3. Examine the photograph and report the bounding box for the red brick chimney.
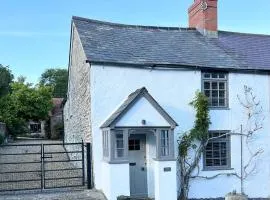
[188,0,218,37]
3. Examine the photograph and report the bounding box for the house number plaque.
[163,167,171,172]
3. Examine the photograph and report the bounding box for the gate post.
[86,142,92,189]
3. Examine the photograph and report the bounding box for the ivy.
[178,91,211,200]
[179,91,210,157]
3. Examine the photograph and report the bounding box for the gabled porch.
[100,87,178,200]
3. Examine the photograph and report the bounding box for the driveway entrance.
[0,139,85,192]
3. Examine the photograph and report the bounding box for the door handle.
[129,162,136,166]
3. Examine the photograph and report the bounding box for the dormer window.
[202,72,228,108]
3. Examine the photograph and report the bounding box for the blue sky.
[1,0,270,83]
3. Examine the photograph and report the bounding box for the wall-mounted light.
[141,119,146,125]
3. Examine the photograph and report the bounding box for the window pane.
[206,159,213,166]
[221,159,227,165]
[219,82,225,89]
[116,134,123,139]
[135,140,140,145]
[205,90,210,97]
[204,82,210,89]
[212,90,218,97]
[135,145,140,150]
[212,73,218,78]
[212,82,218,89]
[219,74,225,79]
[117,140,123,148]
[212,98,218,106]
[117,149,124,157]
[204,73,211,78]
[213,159,220,166]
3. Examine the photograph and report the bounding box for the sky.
[1,0,270,83]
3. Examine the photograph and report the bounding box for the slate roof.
[73,16,270,71]
[101,87,178,128]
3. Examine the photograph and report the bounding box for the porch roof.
[100,87,178,129]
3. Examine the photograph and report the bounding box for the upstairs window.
[202,72,228,108]
[204,131,231,170]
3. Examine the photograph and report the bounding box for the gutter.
[86,60,270,74]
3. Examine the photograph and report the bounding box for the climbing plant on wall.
[178,91,211,200]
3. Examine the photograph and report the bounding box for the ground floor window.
[160,130,169,156]
[115,131,124,158]
[204,131,231,170]
[102,130,109,158]
[29,122,41,133]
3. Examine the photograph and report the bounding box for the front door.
[129,134,148,197]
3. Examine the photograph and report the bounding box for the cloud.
[0,31,68,37]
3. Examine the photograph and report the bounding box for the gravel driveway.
[0,139,84,191]
[0,189,106,200]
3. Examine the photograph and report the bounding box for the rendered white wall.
[189,73,270,198]
[91,64,200,195]
[116,96,170,127]
[146,132,157,198]
[154,160,177,200]
[102,162,130,200]
[90,64,270,199]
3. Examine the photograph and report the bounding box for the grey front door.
[129,134,148,197]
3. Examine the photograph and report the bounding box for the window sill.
[153,157,177,162]
[103,159,129,164]
[209,107,230,110]
[202,167,234,171]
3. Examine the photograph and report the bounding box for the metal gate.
[0,142,86,192]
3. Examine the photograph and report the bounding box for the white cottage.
[64,0,270,199]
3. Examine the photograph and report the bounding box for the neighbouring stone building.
[64,0,270,200]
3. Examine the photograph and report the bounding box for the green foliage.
[39,68,68,98]
[0,64,14,97]
[0,81,53,136]
[179,91,211,157]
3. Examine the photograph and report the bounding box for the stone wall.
[64,23,91,145]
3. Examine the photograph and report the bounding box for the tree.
[39,68,68,98]
[0,81,53,135]
[0,64,14,97]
